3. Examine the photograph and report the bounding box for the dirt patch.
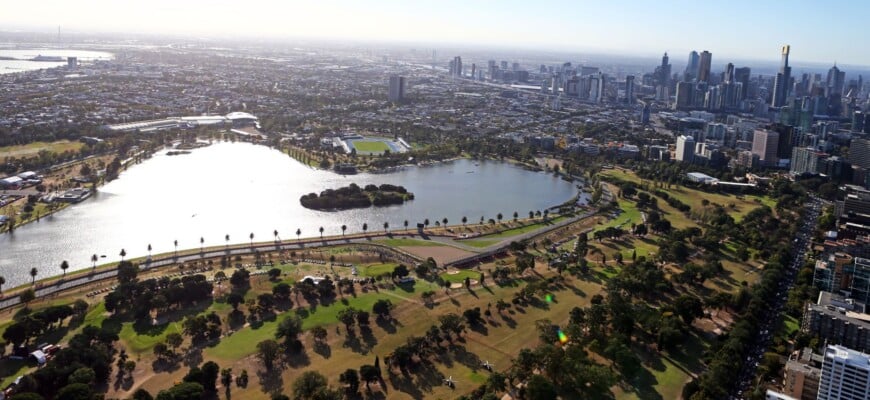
[400,245,475,265]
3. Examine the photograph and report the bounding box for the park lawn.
[779,315,800,338]
[119,320,183,355]
[205,289,406,361]
[601,169,771,222]
[595,198,642,233]
[440,270,482,283]
[0,140,84,158]
[375,238,445,247]
[461,239,499,248]
[360,263,399,277]
[352,140,391,153]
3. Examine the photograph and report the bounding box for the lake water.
[0,142,581,287]
[0,49,113,75]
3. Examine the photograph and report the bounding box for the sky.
[2,0,869,66]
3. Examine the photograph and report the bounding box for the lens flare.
[545,294,553,303]
[558,329,568,344]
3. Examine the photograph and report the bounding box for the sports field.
[352,140,391,153]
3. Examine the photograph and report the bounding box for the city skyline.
[2,0,870,66]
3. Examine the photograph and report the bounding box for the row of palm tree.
[0,210,538,295]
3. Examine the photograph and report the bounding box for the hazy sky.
[3,0,869,66]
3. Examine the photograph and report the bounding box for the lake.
[0,49,113,75]
[0,142,582,287]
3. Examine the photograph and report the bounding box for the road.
[731,195,823,399]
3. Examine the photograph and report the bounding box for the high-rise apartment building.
[388,75,405,103]
[698,51,712,82]
[817,344,870,400]
[676,135,695,162]
[752,129,780,166]
[674,81,693,110]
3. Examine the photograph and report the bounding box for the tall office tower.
[655,52,672,87]
[450,56,463,77]
[772,45,792,107]
[500,60,509,70]
[388,75,405,103]
[67,57,77,69]
[675,135,696,162]
[685,51,700,81]
[589,73,605,103]
[512,62,520,71]
[674,81,693,110]
[698,51,712,82]
[735,67,751,100]
[752,129,780,166]
[625,75,635,104]
[817,345,870,400]
[723,63,735,83]
[851,138,870,169]
[828,64,845,96]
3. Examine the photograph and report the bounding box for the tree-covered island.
[300,183,414,210]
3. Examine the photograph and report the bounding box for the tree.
[60,260,69,277]
[359,365,379,389]
[68,367,96,385]
[166,332,184,350]
[274,229,280,243]
[276,315,303,347]
[56,383,93,400]
[119,249,126,261]
[462,216,467,226]
[319,226,324,238]
[339,369,360,394]
[674,294,704,324]
[174,240,178,257]
[337,308,357,330]
[497,213,503,223]
[0,276,5,293]
[91,254,98,270]
[156,382,203,400]
[525,375,558,400]
[227,293,244,310]
[132,389,154,400]
[256,339,281,370]
[362,223,368,235]
[268,268,281,281]
[404,220,409,230]
[292,371,329,399]
[383,221,389,232]
[199,361,220,393]
[372,299,394,320]
[341,225,347,236]
[200,237,204,253]
[296,229,301,241]
[311,326,328,342]
[29,267,38,284]
[249,233,254,247]
[225,234,230,250]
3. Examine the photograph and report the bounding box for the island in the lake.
[300,183,415,210]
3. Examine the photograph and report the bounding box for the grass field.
[440,270,481,283]
[462,239,499,248]
[601,169,773,222]
[475,216,567,240]
[0,140,84,159]
[351,140,391,153]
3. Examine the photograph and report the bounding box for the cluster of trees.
[104,262,213,320]
[2,301,86,347]
[652,190,691,212]
[299,183,414,210]
[386,313,466,372]
[7,325,119,399]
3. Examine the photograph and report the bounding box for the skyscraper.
[827,64,845,96]
[772,45,792,107]
[388,75,405,103]
[851,138,870,169]
[752,129,780,166]
[674,81,693,110]
[735,67,752,100]
[676,135,695,162]
[625,75,635,104]
[654,52,671,88]
[685,51,700,81]
[817,345,870,400]
[698,51,712,82]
